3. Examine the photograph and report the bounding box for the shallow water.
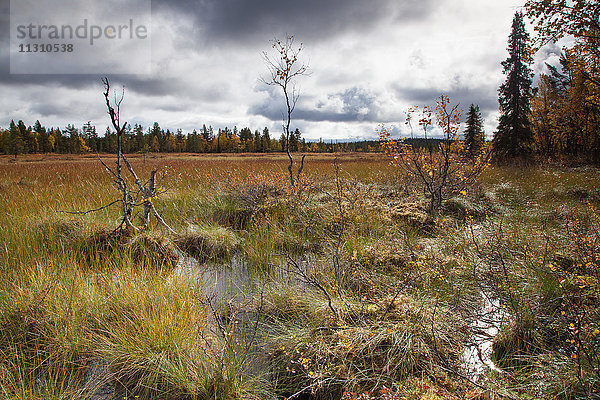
[462,291,506,381]
[175,254,256,302]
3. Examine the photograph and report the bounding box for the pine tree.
[261,127,270,152]
[254,130,262,152]
[83,121,98,152]
[493,12,534,160]
[34,120,49,153]
[9,120,24,158]
[289,128,301,151]
[17,120,35,154]
[464,104,485,158]
[150,135,160,152]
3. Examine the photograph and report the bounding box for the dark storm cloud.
[124,77,184,97]
[251,99,356,123]
[0,0,435,94]
[0,0,534,139]
[154,0,435,44]
[0,72,199,100]
[0,0,152,88]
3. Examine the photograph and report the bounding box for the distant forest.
[0,119,442,155]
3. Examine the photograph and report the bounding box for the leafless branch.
[63,78,176,234]
[58,199,122,216]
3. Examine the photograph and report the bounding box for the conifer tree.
[464,104,485,158]
[9,120,24,158]
[261,127,271,152]
[493,12,534,160]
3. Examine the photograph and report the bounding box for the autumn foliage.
[379,95,490,215]
[525,1,600,162]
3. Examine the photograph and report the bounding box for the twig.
[285,378,337,400]
[57,199,122,215]
[150,203,175,233]
[437,364,520,399]
[380,271,426,320]
[283,254,337,316]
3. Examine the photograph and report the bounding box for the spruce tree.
[464,104,485,158]
[493,12,534,160]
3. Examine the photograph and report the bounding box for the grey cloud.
[30,102,73,118]
[392,83,502,137]
[252,86,383,123]
[394,84,498,116]
[0,0,433,92]
[0,0,153,87]
[251,99,357,123]
[154,0,435,45]
[533,42,563,77]
[339,87,377,120]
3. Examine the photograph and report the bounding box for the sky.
[0,0,563,141]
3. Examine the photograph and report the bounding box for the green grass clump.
[176,224,241,262]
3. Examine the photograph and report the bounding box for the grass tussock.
[176,224,241,261]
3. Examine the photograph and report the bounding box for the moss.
[442,197,488,221]
[354,243,412,275]
[565,186,597,202]
[388,202,436,233]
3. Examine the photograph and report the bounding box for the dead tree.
[262,35,309,186]
[62,78,174,233]
[101,78,174,232]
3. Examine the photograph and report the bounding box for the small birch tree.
[262,35,309,186]
[380,95,490,216]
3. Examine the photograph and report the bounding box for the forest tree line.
[0,120,381,156]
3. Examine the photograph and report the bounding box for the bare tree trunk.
[142,170,156,229]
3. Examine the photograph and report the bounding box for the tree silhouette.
[493,12,534,160]
[9,120,24,159]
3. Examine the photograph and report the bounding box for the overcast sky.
[0,0,562,140]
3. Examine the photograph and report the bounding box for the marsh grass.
[1,154,600,399]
